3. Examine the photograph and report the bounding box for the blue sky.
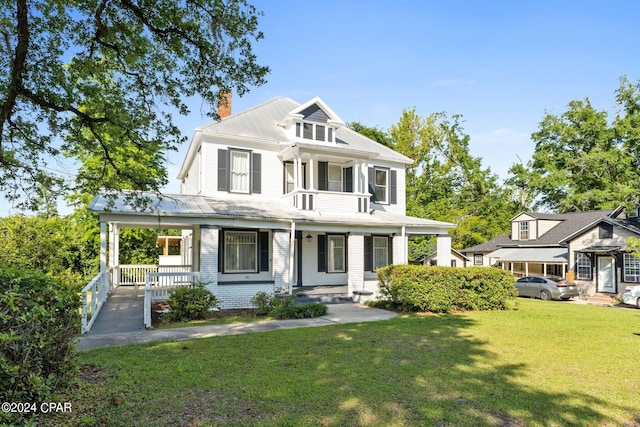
[164,0,640,193]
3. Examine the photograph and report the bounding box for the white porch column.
[436,233,452,267]
[99,220,108,300]
[272,229,291,294]
[108,223,120,286]
[393,228,407,265]
[288,222,296,294]
[296,155,303,191]
[525,263,529,276]
[347,232,364,296]
[309,154,315,190]
[199,226,219,288]
[543,263,547,277]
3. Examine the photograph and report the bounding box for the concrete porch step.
[293,285,353,304]
[581,293,618,306]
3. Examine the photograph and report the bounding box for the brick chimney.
[218,90,232,119]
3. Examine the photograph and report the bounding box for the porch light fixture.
[306,233,313,242]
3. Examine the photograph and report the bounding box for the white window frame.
[373,236,389,270]
[284,162,295,194]
[229,150,250,193]
[519,221,529,240]
[374,168,389,204]
[296,121,333,143]
[474,254,483,266]
[623,253,640,283]
[328,164,342,192]
[576,253,592,280]
[224,231,257,273]
[327,235,346,273]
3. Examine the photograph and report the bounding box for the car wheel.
[540,290,552,301]
[636,298,640,309]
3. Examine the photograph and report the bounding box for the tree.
[385,109,516,253]
[0,0,269,210]
[346,122,394,148]
[512,77,640,213]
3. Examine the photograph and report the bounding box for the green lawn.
[54,299,640,426]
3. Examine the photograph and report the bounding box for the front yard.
[55,299,639,426]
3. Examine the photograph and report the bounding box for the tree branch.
[0,0,29,154]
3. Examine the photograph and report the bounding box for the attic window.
[296,121,333,142]
[599,223,613,239]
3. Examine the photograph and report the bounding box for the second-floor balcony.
[283,189,371,214]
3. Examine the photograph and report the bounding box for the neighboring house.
[461,207,640,297]
[89,95,455,308]
[420,249,469,267]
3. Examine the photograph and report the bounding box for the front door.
[597,257,616,293]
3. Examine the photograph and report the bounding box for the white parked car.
[623,286,640,308]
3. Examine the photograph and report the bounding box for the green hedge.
[0,267,80,424]
[377,265,517,313]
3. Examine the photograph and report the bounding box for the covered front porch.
[487,247,568,280]
[83,192,455,333]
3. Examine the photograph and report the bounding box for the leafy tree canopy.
[351,109,517,255]
[0,0,269,210]
[509,76,640,213]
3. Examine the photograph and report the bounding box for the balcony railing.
[284,190,371,214]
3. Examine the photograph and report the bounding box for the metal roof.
[179,96,413,179]
[88,192,454,232]
[487,247,568,263]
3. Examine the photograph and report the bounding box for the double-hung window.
[474,254,483,266]
[373,236,389,270]
[328,164,342,192]
[519,221,529,240]
[374,169,388,203]
[224,231,257,272]
[623,253,640,283]
[327,235,345,273]
[576,253,592,280]
[230,150,250,193]
[218,148,260,194]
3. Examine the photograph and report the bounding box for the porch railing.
[117,264,192,286]
[144,271,200,328]
[81,267,113,334]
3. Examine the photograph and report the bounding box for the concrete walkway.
[77,291,397,351]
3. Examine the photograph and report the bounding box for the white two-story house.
[89,95,455,308]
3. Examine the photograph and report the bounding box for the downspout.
[289,221,296,295]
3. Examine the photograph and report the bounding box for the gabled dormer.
[510,212,562,241]
[278,97,344,145]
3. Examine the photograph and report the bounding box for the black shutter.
[368,167,376,202]
[259,231,269,272]
[252,153,261,194]
[390,170,397,204]
[388,235,393,265]
[218,229,224,272]
[364,235,373,272]
[218,149,228,191]
[317,234,326,272]
[318,161,328,191]
[344,166,353,193]
[344,234,348,272]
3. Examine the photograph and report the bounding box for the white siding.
[537,219,562,237]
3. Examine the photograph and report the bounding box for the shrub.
[0,266,80,424]
[377,265,517,313]
[167,282,219,322]
[251,291,328,319]
[251,291,275,316]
